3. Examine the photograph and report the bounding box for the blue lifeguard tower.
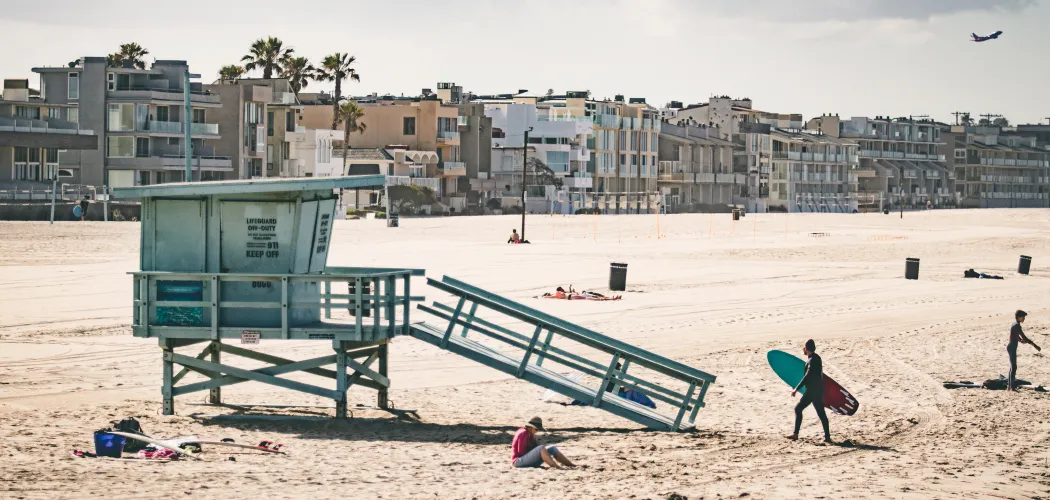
[116,176,717,430]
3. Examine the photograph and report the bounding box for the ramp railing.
[412,276,716,431]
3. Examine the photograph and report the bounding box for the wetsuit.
[793,352,830,441]
[1008,322,1030,390]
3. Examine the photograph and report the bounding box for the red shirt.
[511,427,537,463]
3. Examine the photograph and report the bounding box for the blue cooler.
[93,431,126,458]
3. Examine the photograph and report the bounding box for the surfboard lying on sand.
[767,350,859,416]
[107,431,202,459]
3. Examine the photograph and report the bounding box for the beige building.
[299,94,464,197]
[589,96,661,213]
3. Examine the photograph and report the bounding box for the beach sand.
[1,210,1049,499]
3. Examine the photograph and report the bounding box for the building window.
[107,72,116,91]
[286,111,295,132]
[619,154,625,166]
[266,144,274,172]
[68,108,78,125]
[48,107,61,119]
[107,103,135,131]
[282,142,290,160]
[651,133,657,152]
[136,138,150,158]
[620,130,626,148]
[192,108,206,124]
[267,111,274,136]
[251,158,263,177]
[403,117,416,136]
[954,148,966,159]
[107,136,135,158]
[68,72,79,100]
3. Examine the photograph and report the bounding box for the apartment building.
[589,96,661,213]
[0,79,98,183]
[202,80,269,179]
[807,115,953,210]
[656,122,740,211]
[481,96,593,209]
[32,57,227,187]
[744,125,860,213]
[941,125,1050,208]
[299,93,465,198]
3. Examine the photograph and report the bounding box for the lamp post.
[521,126,533,241]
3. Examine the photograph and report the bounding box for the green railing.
[130,267,425,341]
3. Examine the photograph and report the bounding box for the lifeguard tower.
[116,176,717,431]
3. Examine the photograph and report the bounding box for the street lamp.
[521,126,533,241]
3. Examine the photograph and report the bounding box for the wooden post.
[162,338,175,415]
[335,341,348,418]
[208,340,221,404]
[377,343,389,409]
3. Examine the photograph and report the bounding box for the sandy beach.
[1,210,1049,499]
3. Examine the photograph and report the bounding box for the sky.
[1,0,1048,125]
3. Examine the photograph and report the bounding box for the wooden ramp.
[409,276,717,432]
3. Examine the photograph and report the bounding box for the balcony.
[597,115,619,128]
[107,87,221,105]
[437,129,460,142]
[144,121,219,136]
[441,161,466,177]
[271,92,297,105]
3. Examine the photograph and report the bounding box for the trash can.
[1018,255,1032,275]
[883,208,890,215]
[387,213,399,228]
[732,209,740,221]
[905,258,920,280]
[609,263,628,292]
[93,431,126,458]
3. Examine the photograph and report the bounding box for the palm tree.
[241,37,293,79]
[336,101,367,205]
[218,65,246,83]
[107,42,149,69]
[282,57,316,94]
[316,53,361,130]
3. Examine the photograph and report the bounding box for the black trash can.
[388,213,399,228]
[883,208,890,215]
[1018,255,1032,275]
[609,263,628,292]
[732,209,741,221]
[905,258,920,280]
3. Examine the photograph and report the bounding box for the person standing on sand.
[788,339,831,443]
[1008,310,1040,392]
[79,196,90,221]
[511,417,576,469]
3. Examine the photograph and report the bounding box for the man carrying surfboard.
[1008,310,1040,392]
[788,339,831,443]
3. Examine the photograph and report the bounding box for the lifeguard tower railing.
[411,276,717,431]
[131,266,424,418]
[131,267,424,341]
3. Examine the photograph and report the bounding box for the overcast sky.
[2,0,1047,124]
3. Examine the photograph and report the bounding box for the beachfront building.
[807,115,953,211]
[480,94,593,213]
[0,78,98,184]
[656,122,741,211]
[32,57,227,187]
[940,125,1050,208]
[299,93,467,202]
[589,96,661,213]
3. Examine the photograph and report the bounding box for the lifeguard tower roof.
[112,175,386,199]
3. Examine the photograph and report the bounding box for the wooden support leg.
[335,341,348,418]
[162,338,175,415]
[208,340,221,404]
[377,343,389,409]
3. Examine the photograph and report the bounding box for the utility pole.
[521,127,532,241]
[951,111,968,126]
[183,71,194,182]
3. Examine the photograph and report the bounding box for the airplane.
[971,31,1003,42]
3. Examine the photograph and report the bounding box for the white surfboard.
[107,431,202,460]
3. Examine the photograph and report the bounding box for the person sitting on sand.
[1008,310,1041,392]
[511,417,575,469]
[508,229,520,244]
[788,339,831,443]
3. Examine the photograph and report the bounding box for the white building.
[285,128,341,177]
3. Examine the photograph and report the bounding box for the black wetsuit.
[793,352,830,441]
[1008,322,1029,390]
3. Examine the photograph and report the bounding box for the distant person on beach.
[511,416,576,469]
[1008,310,1040,392]
[508,229,520,244]
[79,196,90,221]
[788,339,831,443]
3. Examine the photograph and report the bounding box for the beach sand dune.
[1,210,1048,499]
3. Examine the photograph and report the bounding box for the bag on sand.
[111,417,148,452]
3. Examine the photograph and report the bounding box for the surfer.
[788,339,831,443]
[1008,310,1040,392]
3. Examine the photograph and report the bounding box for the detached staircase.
[409,277,717,432]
